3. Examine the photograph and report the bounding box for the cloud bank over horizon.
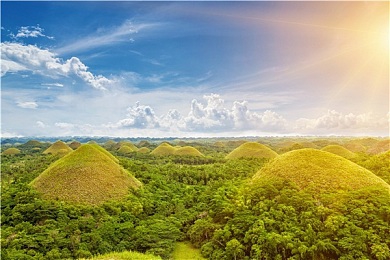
[1,2,388,138]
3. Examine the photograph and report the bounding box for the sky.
[1,1,389,138]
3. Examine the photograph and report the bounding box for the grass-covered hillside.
[252,148,389,195]
[2,148,21,155]
[321,144,356,159]
[31,144,141,205]
[150,143,177,156]
[174,146,204,157]
[43,140,73,155]
[226,142,278,159]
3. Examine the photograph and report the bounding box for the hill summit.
[226,142,278,159]
[174,146,204,157]
[43,140,72,155]
[31,144,141,205]
[252,149,389,195]
[321,145,356,159]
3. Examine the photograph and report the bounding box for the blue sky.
[1,1,389,137]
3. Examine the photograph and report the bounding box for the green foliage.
[252,148,389,196]
[31,144,141,205]
[2,138,389,260]
[2,148,21,155]
[172,242,205,260]
[87,250,162,259]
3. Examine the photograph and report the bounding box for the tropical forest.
[1,136,389,260]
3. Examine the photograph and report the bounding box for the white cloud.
[1,42,114,90]
[108,94,288,134]
[56,20,155,55]
[55,122,75,129]
[295,110,389,133]
[11,25,54,39]
[115,102,160,129]
[17,101,38,109]
[41,83,64,87]
[36,121,47,128]
[1,132,23,138]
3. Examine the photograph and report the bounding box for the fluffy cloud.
[295,110,389,133]
[36,121,47,128]
[1,42,113,90]
[115,102,160,129]
[17,101,38,109]
[110,94,288,134]
[10,25,54,39]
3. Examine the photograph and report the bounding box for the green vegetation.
[43,140,73,155]
[321,145,356,159]
[31,144,141,205]
[252,148,389,196]
[172,242,205,260]
[344,141,366,153]
[225,142,278,159]
[118,141,139,152]
[118,145,136,155]
[151,143,177,156]
[138,147,151,154]
[2,148,21,155]
[1,137,389,260]
[174,146,204,157]
[367,139,390,155]
[84,250,162,260]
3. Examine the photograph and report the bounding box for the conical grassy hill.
[343,142,366,153]
[138,147,151,154]
[174,146,204,157]
[150,143,177,156]
[116,141,138,152]
[367,139,390,155]
[69,141,81,150]
[24,140,42,147]
[31,144,141,205]
[226,142,278,159]
[118,145,135,155]
[251,149,389,196]
[2,148,21,155]
[43,140,73,155]
[321,145,356,159]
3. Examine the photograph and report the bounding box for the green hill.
[174,146,204,157]
[251,149,389,196]
[69,141,81,150]
[114,141,139,152]
[138,147,151,154]
[43,141,73,155]
[103,140,117,150]
[150,143,177,156]
[117,145,135,155]
[2,148,21,155]
[31,144,141,205]
[321,145,356,159]
[226,142,278,159]
[23,140,43,147]
[343,142,366,153]
[367,139,390,155]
